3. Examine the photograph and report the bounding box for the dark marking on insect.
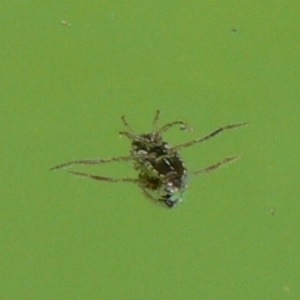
[51,110,247,208]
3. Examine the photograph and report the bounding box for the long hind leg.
[67,170,140,183]
[193,155,240,175]
[50,154,138,171]
[172,122,248,151]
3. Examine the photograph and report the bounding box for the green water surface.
[1,1,300,299]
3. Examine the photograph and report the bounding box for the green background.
[1,1,299,299]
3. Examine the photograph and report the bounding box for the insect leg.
[121,115,134,133]
[67,170,140,183]
[152,110,160,131]
[193,155,240,175]
[140,186,157,201]
[172,122,248,151]
[50,155,137,171]
[157,120,192,134]
[139,186,169,208]
[119,131,137,140]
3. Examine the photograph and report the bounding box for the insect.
[51,110,247,208]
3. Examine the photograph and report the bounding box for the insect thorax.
[131,133,187,208]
